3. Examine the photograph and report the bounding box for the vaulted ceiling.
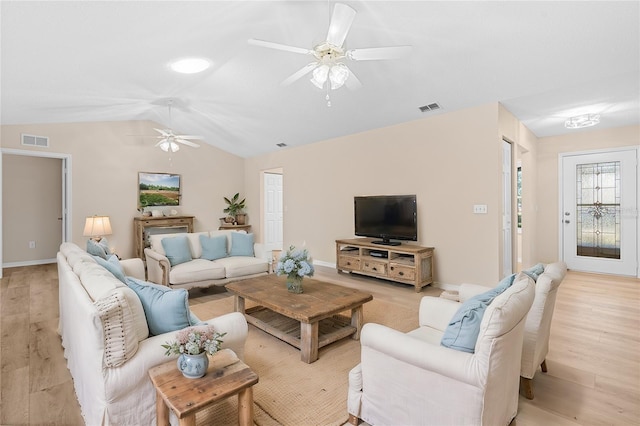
[2,1,638,158]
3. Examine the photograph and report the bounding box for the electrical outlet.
[28,241,36,249]
[473,204,488,214]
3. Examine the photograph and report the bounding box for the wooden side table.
[148,349,258,426]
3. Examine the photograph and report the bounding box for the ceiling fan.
[152,100,201,152]
[248,3,412,105]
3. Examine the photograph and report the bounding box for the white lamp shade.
[83,216,112,238]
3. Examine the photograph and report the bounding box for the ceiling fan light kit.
[170,57,211,74]
[248,2,412,106]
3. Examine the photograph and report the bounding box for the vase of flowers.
[275,245,314,293]
[161,325,226,379]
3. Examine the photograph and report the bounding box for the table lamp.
[83,215,112,242]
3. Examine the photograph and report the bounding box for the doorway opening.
[261,168,283,253]
[0,148,72,275]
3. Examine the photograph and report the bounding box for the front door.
[561,149,638,276]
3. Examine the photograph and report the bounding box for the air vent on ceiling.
[21,133,49,148]
[419,102,441,113]
[276,142,288,148]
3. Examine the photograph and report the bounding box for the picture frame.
[138,172,181,208]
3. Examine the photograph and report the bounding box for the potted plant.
[161,325,226,379]
[223,193,246,224]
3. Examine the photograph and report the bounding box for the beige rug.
[189,295,419,426]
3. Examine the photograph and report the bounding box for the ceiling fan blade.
[347,46,412,61]
[174,135,202,140]
[248,39,312,55]
[281,63,318,86]
[154,128,171,137]
[345,68,362,90]
[176,139,200,148]
[326,3,356,47]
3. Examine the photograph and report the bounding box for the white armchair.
[347,272,535,426]
[457,262,567,399]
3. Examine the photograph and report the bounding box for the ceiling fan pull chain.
[326,86,332,107]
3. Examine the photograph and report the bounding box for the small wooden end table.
[148,349,258,426]
[226,275,373,363]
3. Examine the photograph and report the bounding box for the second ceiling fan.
[248,3,411,104]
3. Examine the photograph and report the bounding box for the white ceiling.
[2,1,638,158]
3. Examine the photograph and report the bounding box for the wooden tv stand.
[336,238,434,292]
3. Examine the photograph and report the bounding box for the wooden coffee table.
[226,275,373,363]
[149,349,258,426]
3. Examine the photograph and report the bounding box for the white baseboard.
[3,258,56,268]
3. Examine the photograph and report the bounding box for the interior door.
[263,172,283,251]
[561,149,638,276]
[502,140,513,277]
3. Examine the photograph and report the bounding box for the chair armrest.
[119,258,145,280]
[361,323,478,387]
[144,248,171,286]
[200,312,249,360]
[459,283,492,302]
[418,296,461,331]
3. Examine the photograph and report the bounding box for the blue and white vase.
[177,352,209,379]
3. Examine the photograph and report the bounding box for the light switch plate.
[473,204,488,214]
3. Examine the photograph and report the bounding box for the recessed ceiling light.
[564,113,600,129]
[170,58,211,74]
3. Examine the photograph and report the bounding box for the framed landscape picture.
[138,172,181,208]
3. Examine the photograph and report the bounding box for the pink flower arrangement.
[162,325,226,356]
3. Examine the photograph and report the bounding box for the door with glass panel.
[561,149,637,276]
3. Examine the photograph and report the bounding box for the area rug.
[189,295,419,426]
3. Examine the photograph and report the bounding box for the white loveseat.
[348,272,535,426]
[145,230,269,290]
[57,242,248,425]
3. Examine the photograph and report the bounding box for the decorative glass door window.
[576,161,621,259]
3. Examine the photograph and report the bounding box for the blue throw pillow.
[87,238,110,259]
[93,254,126,283]
[200,234,227,260]
[522,263,545,282]
[229,232,254,257]
[161,236,192,266]
[124,277,197,335]
[441,274,516,353]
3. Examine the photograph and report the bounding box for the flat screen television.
[354,195,417,246]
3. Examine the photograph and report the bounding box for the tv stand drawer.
[338,256,361,270]
[389,264,416,281]
[362,260,387,275]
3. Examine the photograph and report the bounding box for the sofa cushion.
[169,259,226,284]
[162,236,193,266]
[87,238,110,259]
[93,255,126,283]
[214,256,269,278]
[441,273,516,353]
[78,261,122,301]
[149,232,188,256]
[94,288,140,367]
[124,277,197,335]
[229,232,254,257]
[186,232,209,259]
[200,234,227,260]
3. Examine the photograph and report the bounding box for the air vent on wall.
[276,142,288,148]
[418,102,441,113]
[21,133,49,148]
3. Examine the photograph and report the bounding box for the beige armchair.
[347,272,535,426]
[459,262,567,399]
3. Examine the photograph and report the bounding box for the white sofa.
[145,230,269,290]
[57,242,248,425]
[347,272,535,426]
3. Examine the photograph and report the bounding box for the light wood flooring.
[1,264,638,425]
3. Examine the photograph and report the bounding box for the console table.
[134,215,194,259]
[335,238,434,292]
